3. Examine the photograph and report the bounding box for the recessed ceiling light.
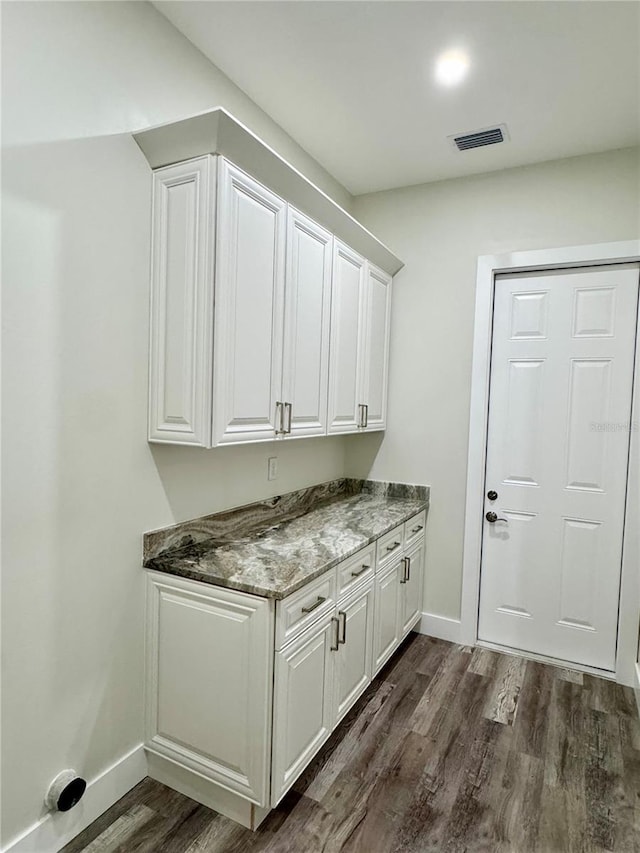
[435,49,470,87]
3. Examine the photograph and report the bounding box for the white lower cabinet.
[401,539,425,639]
[145,573,274,809]
[334,579,374,724]
[373,558,403,674]
[271,611,337,805]
[145,518,425,829]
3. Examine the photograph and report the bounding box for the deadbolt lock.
[487,490,498,501]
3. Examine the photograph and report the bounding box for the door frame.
[461,240,640,686]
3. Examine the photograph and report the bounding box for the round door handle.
[485,511,508,523]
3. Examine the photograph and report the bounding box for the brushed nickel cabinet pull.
[338,610,347,644]
[386,541,401,553]
[284,401,292,434]
[301,595,326,614]
[400,557,408,584]
[411,524,424,534]
[363,404,368,428]
[275,401,285,435]
[351,564,370,578]
[330,616,340,651]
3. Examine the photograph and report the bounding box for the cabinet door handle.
[357,403,364,428]
[351,564,370,578]
[330,616,340,651]
[411,524,424,534]
[338,610,347,644]
[400,557,408,584]
[275,401,285,435]
[284,402,292,435]
[406,555,411,581]
[363,404,368,428]
[386,541,401,553]
[301,595,326,614]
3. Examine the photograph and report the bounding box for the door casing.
[461,240,640,687]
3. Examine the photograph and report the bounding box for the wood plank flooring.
[63,636,640,853]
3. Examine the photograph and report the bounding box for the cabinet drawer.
[376,524,404,570]
[337,545,375,600]
[276,570,336,650]
[404,510,426,549]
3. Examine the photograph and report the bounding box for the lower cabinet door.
[373,559,403,675]
[271,612,337,805]
[401,539,425,638]
[145,572,274,806]
[334,581,374,724]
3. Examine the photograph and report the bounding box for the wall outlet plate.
[268,456,278,481]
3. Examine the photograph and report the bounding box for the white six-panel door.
[212,160,287,445]
[478,265,639,671]
[327,241,367,433]
[281,208,333,438]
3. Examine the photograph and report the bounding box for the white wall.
[347,147,640,621]
[1,2,350,847]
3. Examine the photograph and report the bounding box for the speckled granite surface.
[143,479,429,599]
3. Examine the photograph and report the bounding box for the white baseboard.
[417,611,462,644]
[3,744,147,853]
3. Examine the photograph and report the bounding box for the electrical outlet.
[268,456,278,481]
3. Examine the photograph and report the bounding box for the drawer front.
[276,570,336,650]
[337,545,375,600]
[376,524,404,570]
[404,510,426,549]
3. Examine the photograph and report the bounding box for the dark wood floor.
[63,636,640,853]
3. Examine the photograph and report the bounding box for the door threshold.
[476,639,616,681]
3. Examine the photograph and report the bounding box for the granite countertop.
[143,479,429,600]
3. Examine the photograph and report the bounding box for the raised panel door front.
[327,241,366,434]
[213,159,286,445]
[362,264,392,431]
[149,157,215,446]
[271,613,337,805]
[281,208,332,438]
[373,560,402,675]
[334,582,374,723]
[145,573,273,806]
[401,540,425,638]
[479,265,639,670]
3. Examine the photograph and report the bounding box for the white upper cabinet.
[361,263,392,431]
[327,241,367,434]
[327,245,392,435]
[281,208,333,438]
[147,154,397,447]
[213,160,287,445]
[149,157,215,446]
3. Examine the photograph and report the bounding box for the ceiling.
[154,1,640,196]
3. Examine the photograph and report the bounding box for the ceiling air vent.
[450,124,509,151]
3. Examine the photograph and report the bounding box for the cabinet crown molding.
[133,108,403,277]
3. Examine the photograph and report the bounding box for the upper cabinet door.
[149,157,215,447]
[362,264,392,431]
[281,209,333,438]
[212,160,287,445]
[327,241,367,434]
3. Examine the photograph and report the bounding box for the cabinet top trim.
[133,108,403,277]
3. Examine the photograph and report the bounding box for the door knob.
[485,511,508,523]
